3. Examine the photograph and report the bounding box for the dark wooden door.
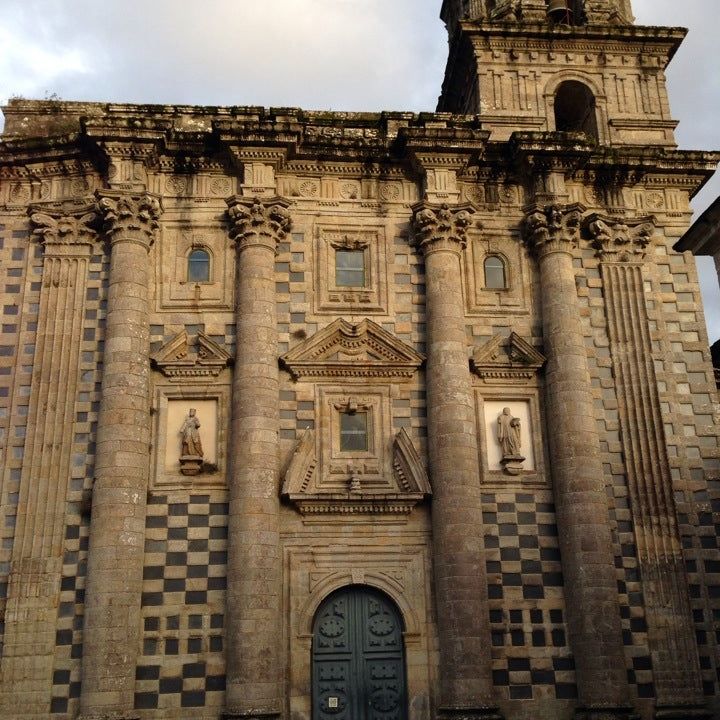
[312,586,407,720]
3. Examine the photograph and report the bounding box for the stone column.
[411,202,500,720]
[588,217,708,720]
[0,203,97,716]
[79,191,161,720]
[224,196,292,720]
[523,204,633,720]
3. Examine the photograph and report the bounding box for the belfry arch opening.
[554,80,599,142]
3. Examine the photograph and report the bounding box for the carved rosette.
[411,201,477,257]
[96,191,162,251]
[523,203,584,258]
[586,215,655,263]
[226,196,292,254]
[29,201,99,255]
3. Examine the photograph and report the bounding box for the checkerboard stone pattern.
[482,490,578,706]
[135,493,228,716]
[576,235,720,709]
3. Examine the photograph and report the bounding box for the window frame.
[483,255,508,290]
[334,247,368,289]
[187,247,212,284]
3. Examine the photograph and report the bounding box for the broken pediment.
[280,318,425,381]
[471,333,546,383]
[282,428,431,516]
[151,330,232,381]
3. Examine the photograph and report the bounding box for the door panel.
[312,587,407,720]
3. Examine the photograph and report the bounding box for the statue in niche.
[179,408,204,476]
[497,407,525,475]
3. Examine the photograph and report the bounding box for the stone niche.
[471,332,548,486]
[150,331,232,490]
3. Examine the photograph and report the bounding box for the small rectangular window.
[340,411,368,452]
[335,249,366,288]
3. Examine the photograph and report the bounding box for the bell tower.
[438,0,682,147]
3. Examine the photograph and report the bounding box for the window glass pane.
[188,249,210,282]
[484,256,506,289]
[340,412,368,452]
[335,250,365,287]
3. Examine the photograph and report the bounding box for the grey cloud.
[1,0,718,337]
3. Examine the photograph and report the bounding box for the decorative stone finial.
[226,196,292,253]
[523,202,585,258]
[586,215,655,262]
[96,191,162,250]
[411,201,478,256]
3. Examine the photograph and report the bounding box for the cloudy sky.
[1,0,718,338]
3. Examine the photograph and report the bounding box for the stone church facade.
[0,1,719,719]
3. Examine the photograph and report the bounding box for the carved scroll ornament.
[226,195,292,253]
[523,203,584,258]
[411,201,478,255]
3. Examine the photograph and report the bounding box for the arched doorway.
[312,586,407,720]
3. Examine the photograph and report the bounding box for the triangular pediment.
[280,319,425,381]
[471,332,545,382]
[152,331,232,381]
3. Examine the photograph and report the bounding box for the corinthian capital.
[586,215,655,263]
[226,196,292,253]
[523,203,585,258]
[96,190,162,250]
[411,201,478,256]
[29,200,98,255]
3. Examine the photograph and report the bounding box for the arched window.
[187,248,211,283]
[484,256,507,289]
[546,0,584,25]
[554,80,599,142]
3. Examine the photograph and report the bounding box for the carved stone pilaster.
[411,201,477,256]
[80,191,161,719]
[0,202,97,714]
[523,202,584,258]
[587,214,655,262]
[226,195,292,254]
[588,216,708,716]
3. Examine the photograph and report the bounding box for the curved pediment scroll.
[280,318,425,381]
[281,428,431,516]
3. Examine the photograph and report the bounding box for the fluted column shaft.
[411,203,498,719]
[224,196,291,719]
[0,205,96,717]
[80,192,161,720]
[589,217,707,719]
[524,204,631,718]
